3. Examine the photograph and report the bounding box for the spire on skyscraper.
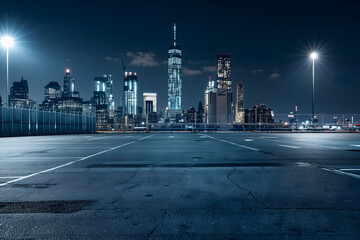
[173,23,176,46]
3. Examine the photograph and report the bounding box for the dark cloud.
[252,69,264,74]
[203,65,217,72]
[269,72,281,79]
[126,52,159,67]
[183,67,202,75]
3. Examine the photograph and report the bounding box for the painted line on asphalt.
[0,134,155,187]
[278,144,300,149]
[322,168,360,180]
[0,176,24,179]
[260,137,342,150]
[87,136,111,141]
[350,145,360,148]
[137,135,155,141]
[296,162,360,179]
[339,169,360,171]
[296,162,360,180]
[199,134,259,151]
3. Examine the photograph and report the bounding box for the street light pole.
[6,47,9,106]
[310,52,318,124]
[312,57,315,123]
[1,35,14,107]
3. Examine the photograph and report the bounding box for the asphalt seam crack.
[147,209,168,238]
[227,167,269,209]
[110,171,138,205]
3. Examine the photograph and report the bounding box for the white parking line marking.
[322,168,360,180]
[169,136,174,138]
[0,176,24,179]
[295,161,360,180]
[0,134,155,187]
[278,144,300,149]
[244,139,254,142]
[339,169,360,171]
[87,136,111,141]
[199,134,259,151]
[350,145,360,148]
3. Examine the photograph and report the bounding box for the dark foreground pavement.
[0,132,360,239]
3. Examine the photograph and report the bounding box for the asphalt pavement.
[0,132,360,239]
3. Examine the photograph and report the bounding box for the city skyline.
[0,1,359,113]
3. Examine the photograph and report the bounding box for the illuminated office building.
[40,82,62,111]
[94,75,115,119]
[9,77,29,108]
[143,92,157,114]
[217,54,231,90]
[204,76,217,123]
[124,72,138,115]
[63,68,75,97]
[235,82,245,123]
[167,23,182,121]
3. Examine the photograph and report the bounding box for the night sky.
[0,0,359,114]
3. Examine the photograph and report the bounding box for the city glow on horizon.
[1,35,14,48]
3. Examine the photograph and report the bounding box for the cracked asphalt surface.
[0,132,360,239]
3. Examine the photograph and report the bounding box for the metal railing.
[0,106,96,136]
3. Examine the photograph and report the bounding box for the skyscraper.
[104,75,115,119]
[94,75,115,119]
[204,76,217,123]
[167,23,182,121]
[217,54,231,90]
[58,68,82,113]
[143,93,157,114]
[216,54,233,123]
[40,82,62,111]
[9,77,29,108]
[124,72,138,115]
[235,82,245,123]
[63,68,75,97]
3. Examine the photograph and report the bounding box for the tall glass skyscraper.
[94,75,115,118]
[217,54,231,90]
[124,72,138,115]
[167,23,182,120]
[235,82,245,123]
[63,68,75,97]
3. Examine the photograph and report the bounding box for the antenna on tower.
[173,23,176,46]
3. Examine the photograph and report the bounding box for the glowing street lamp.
[310,52,318,124]
[1,35,14,106]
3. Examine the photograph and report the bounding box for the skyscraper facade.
[94,75,115,119]
[40,82,62,111]
[58,68,83,113]
[143,92,157,114]
[124,72,138,115]
[167,23,182,121]
[235,82,245,123]
[104,75,115,119]
[9,77,29,108]
[217,54,231,90]
[216,54,233,123]
[63,68,75,97]
[204,76,217,123]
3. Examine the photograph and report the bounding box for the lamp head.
[1,36,14,48]
[310,52,318,60]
